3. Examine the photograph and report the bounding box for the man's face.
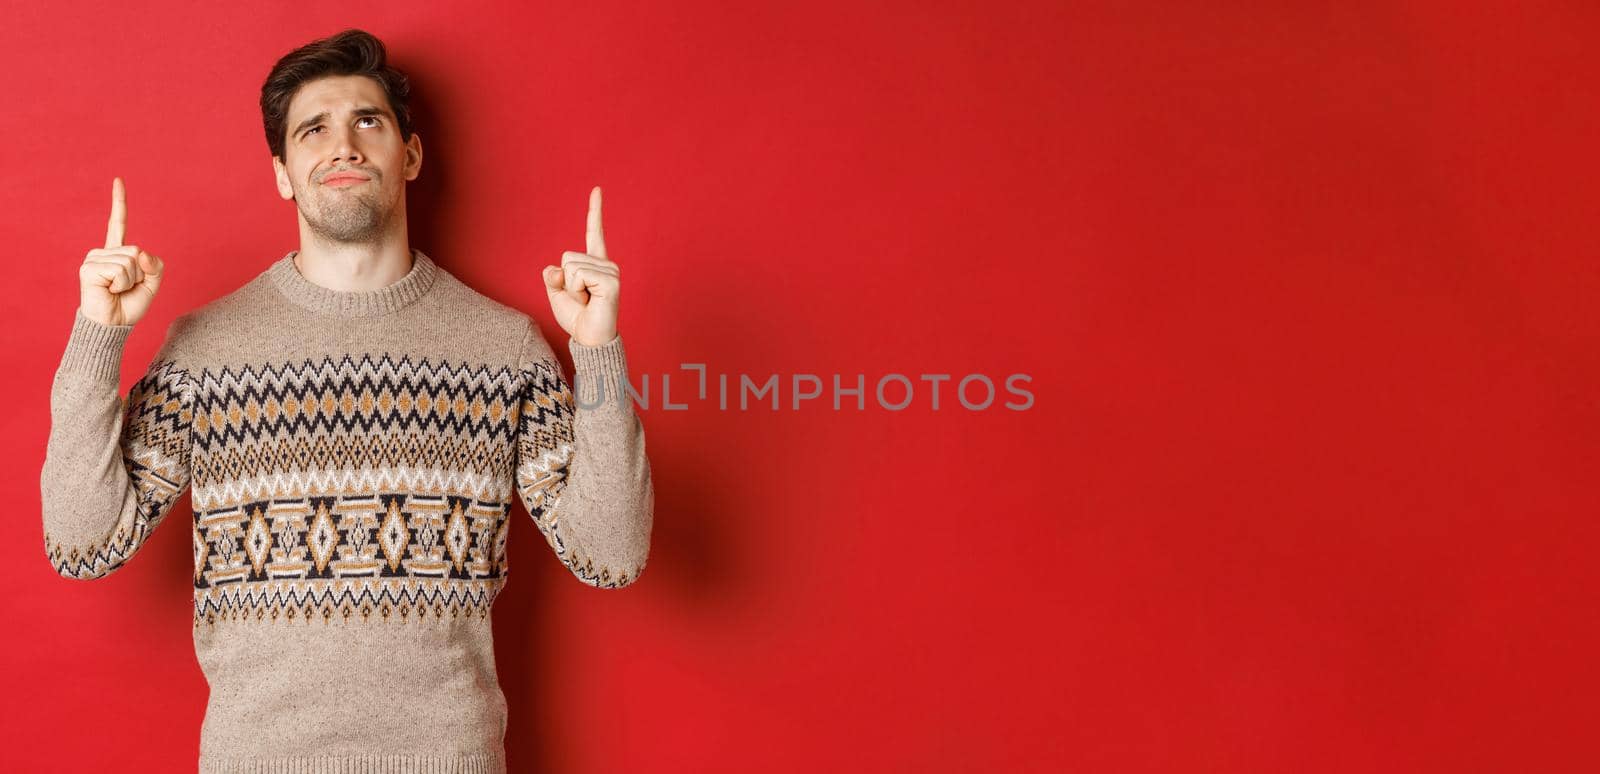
[273,74,422,243]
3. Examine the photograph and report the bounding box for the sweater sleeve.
[41,308,196,580]
[512,317,654,588]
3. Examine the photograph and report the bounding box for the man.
[39,28,653,773]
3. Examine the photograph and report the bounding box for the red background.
[2,2,1595,771]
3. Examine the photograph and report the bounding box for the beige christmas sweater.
[39,248,653,774]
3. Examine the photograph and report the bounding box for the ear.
[403,132,423,182]
[272,155,295,201]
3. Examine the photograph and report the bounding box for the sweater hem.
[198,750,506,774]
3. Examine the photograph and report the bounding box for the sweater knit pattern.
[40,248,653,774]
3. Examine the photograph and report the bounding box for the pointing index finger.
[105,177,126,249]
[585,186,607,260]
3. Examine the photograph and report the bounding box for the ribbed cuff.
[58,308,132,381]
[568,334,631,410]
[198,750,505,774]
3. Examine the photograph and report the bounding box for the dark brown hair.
[260,28,414,162]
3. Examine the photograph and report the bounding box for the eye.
[302,116,379,139]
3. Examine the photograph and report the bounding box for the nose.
[330,124,364,166]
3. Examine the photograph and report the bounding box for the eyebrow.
[291,106,390,139]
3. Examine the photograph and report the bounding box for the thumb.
[138,251,166,293]
[542,265,563,293]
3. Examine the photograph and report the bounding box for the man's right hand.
[78,177,166,327]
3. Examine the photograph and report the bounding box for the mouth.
[322,174,372,187]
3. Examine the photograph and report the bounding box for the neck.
[294,209,413,292]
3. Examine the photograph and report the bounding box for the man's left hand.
[543,186,621,347]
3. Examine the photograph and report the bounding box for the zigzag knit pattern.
[46,349,635,623]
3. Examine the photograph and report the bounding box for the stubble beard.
[297,178,393,244]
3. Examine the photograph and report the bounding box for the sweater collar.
[268,248,439,317]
